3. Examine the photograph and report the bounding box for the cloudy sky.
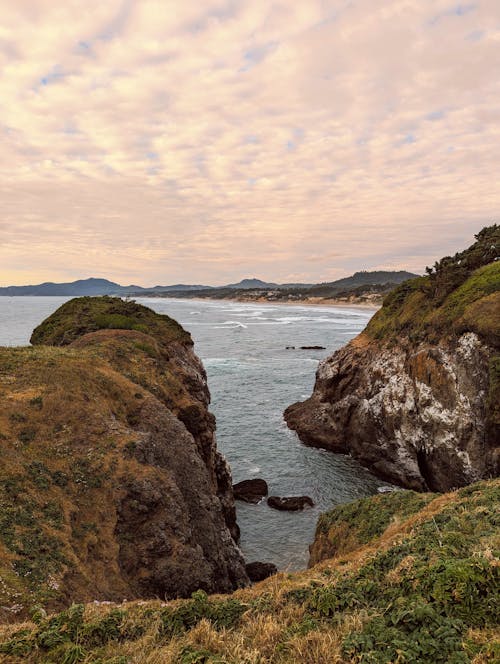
[1,1,498,286]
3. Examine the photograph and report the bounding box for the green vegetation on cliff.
[30,296,190,347]
[366,225,500,346]
[309,490,435,566]
[1,479,498,663]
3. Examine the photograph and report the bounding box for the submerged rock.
[245,561,278,582]
[286,226,500,491]
[267,496,314,510]
[0,297,248,621]
[233,478,268,503]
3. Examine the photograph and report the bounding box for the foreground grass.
[1,479,498,664]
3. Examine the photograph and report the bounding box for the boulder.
[245,561,278,582]
[233,478,268,503]
[267,496,314,511]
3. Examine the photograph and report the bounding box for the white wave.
[214,320,248,328]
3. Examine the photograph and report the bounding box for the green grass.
[312,490,434,560]
[30,296,190,347]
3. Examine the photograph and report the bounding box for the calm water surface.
[0,296,388,570]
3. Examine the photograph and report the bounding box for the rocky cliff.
[285,226,500,491]
[0,297,247,622]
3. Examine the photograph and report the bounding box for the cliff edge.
[285,226,500,491]
[0,297,247,622]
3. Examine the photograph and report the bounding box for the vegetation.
[365,225,500,345]
[30,297,189,347]
[309,490,434,564]
[0,300,211,622]
[0,479,498,663]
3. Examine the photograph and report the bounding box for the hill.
[0,278,126,297]
[324,270,417,290]
[225,278,278,289]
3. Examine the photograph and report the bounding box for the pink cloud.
[0,0,499,285]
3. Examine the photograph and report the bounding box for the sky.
[0,1,499,287]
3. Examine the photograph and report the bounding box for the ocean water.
[0,296,389,570]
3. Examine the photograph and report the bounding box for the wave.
[213,320,248,329]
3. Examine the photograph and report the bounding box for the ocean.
[0,296,389,570]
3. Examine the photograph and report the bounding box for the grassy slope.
[0,344,169,617]
[366,262,500,346]
[365,225,500,346]
[0,479,498,664]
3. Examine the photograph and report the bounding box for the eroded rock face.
[0,297,248,621]
[285,332,498,491]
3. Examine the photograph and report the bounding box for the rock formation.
[267,496,314,510]
[233,478,268,503]
[245,561,278,582]
[286,226,500,491]
[0,297,248,621]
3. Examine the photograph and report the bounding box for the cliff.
[1,478,497,663]
[285,226,500,491]
[0,297,247,622]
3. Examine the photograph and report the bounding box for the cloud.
[0,0,499,285]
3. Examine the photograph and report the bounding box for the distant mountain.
[146,284,214,292]
[225,278,278,289]
[0,278,127,297]
[0,278,213,296]
[0,271,419,297]
[323,271,419,290]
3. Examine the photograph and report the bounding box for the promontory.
[0,297,248,622]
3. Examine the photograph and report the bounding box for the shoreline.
[0,293,381,312]
[246,296,381,310]
[142,295,381,311]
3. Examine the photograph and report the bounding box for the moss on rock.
[30,296,190,347]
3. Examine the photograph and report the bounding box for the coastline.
[247,296,381,310]
[0,294,381,311]
[156,295,382,311]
